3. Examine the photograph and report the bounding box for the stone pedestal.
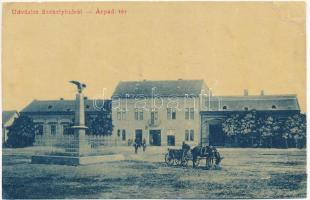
[70,93,90,156]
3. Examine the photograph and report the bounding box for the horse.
[191,145,223,169]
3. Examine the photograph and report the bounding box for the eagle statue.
[69,80,87,94]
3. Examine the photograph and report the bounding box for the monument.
[69,80,90,156]
[31,80,125,165]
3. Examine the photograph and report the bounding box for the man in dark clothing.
[214,148,223,169]
[181,141,191,162]
[134,138,140,154]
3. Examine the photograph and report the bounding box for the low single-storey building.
[2,110,19,144]
[201,93,300,146]
[21,98,111,138]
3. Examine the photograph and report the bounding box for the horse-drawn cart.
[164,148,191,167]
[164,145,224,169]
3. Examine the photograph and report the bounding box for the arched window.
[272,105,277,109]
[223,106,227,110]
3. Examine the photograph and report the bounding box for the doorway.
[149,130,161,146]
[209,124,225,146]
[135,129,143,143]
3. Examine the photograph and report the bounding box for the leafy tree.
[258,116,281,148]
[6,115,36,148]
[283,113,306,148]
[239,111,259,147]
[222,114,241,145]
[86,112,113,135]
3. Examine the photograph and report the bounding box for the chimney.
[209,89,213,97]
[244,89,249,96]
[260,90,265,96]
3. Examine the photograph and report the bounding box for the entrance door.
[149,130,161,146]
[135,129,143,144]
[209,124,225,146]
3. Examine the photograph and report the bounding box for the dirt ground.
[2,146,307,199]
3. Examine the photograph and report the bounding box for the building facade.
[111,80,209,146]
[21,99,110,138]
[18,79,301,147]
[201,93,300,146]
[111,80,301,147]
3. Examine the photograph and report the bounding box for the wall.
[112,96,202,147]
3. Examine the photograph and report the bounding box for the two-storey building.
[111,79,208,146]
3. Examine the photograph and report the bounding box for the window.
[117,129,121,137]
[122,130,126,141]
[117,109,126,120]
[63,124,70,135]
[167,108,176,120]
[190,130,194,141]
[223,106,227,110]
[117,111,122,120]
[122,109,126,120]
[150,111,158,125]
[134,109,144,120]
[185,130,189,141]
[167,135,175,146]
[185,108,194,120]
[272,105,277,109]
[139,111,143,120]
[35,124,44,135]
[185,129,194,141]
[50,125,56,135]
[244,107,249,111]
[48,105,53,109]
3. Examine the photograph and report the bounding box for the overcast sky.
[3,2,306,112]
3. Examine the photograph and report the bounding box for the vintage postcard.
[1,1,307,199]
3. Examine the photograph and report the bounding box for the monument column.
[69,81,90,156]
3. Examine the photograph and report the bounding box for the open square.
[2,147,306,199]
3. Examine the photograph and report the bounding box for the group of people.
[130,138,147,154]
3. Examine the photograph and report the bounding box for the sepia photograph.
[1,1,307,199]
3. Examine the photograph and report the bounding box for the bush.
[6,115,36,148]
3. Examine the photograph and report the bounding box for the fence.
[34,134,119,155]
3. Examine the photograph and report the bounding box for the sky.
[2,2,306,112]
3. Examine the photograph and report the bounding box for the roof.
[3,110,18,124]
[21,99,111,113]
[112,79,206,98]
[207,95,300,111]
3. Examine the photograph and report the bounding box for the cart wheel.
[165,153,174,166]
[175,158,182,166]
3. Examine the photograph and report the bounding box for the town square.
[2,2,307,199]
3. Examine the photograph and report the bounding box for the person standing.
[134,138,139,154]
[142,138,146,152]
